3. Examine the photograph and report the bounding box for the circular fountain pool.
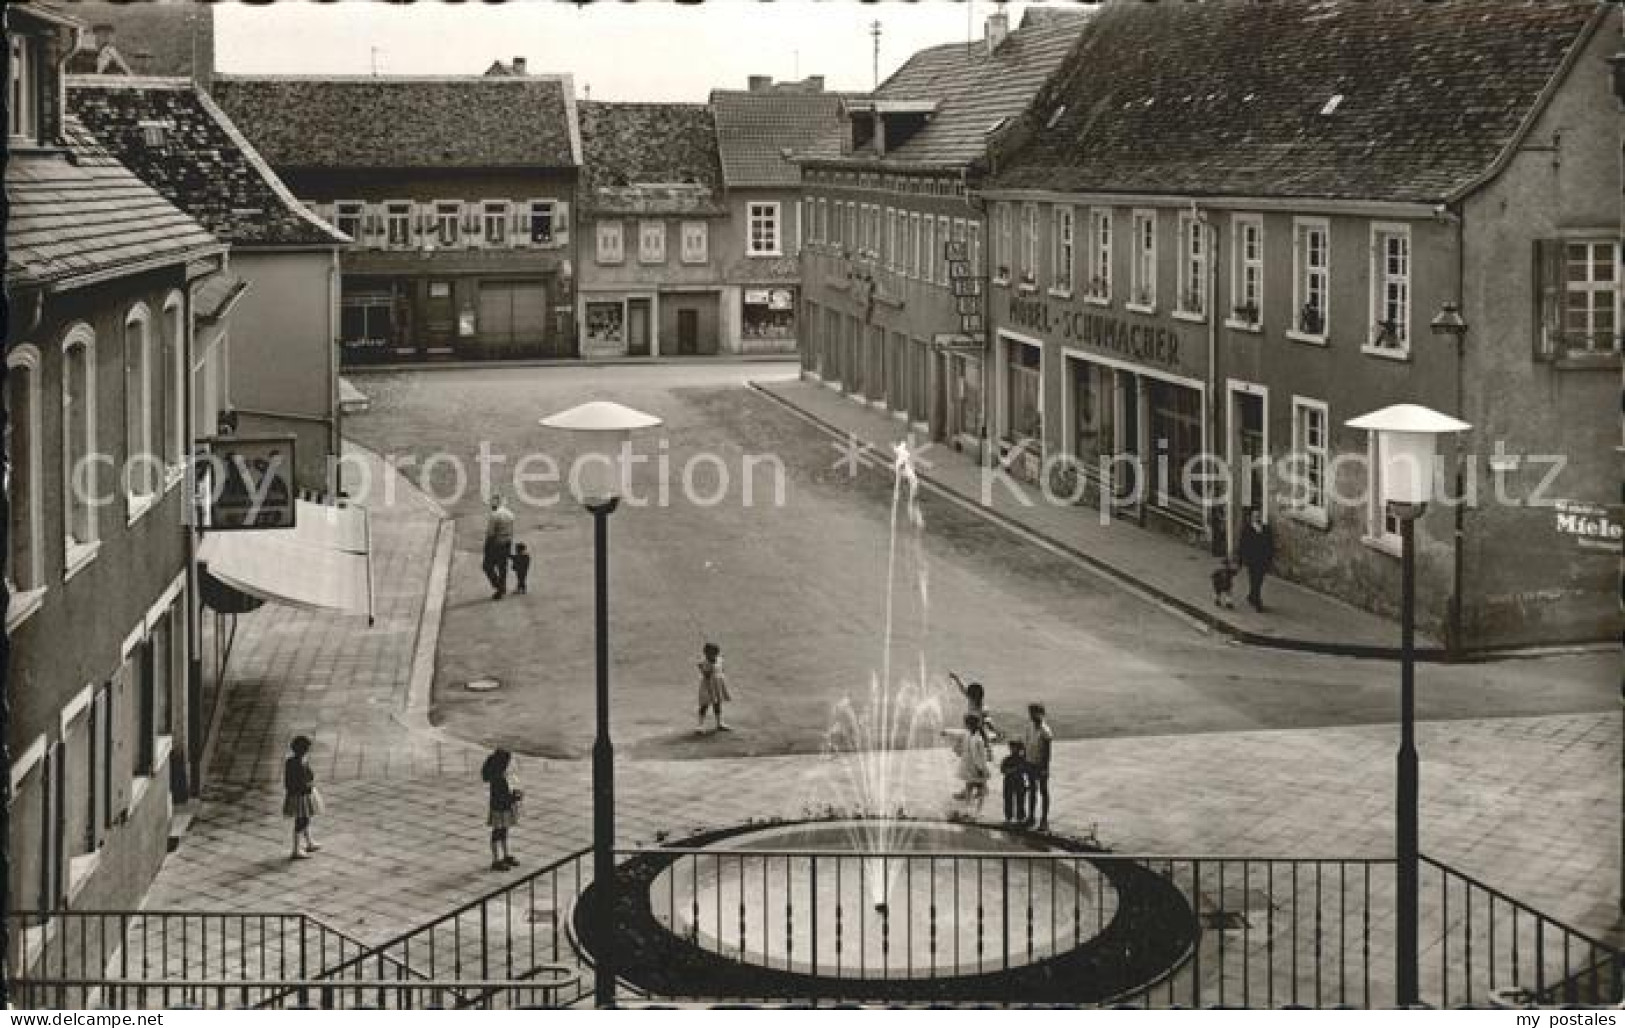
[573,819,1198,1003]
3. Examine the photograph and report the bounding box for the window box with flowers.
[1289,303,1326,344]
[1231,302,1261,328]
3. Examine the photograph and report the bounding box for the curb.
[398,516,456,734]
[748,382,1608,666]
[344,355,800,376]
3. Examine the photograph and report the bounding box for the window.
[639,220,666,264]
[938,216,951,285]
[1021,204,1039,287]
[909,212,923,279]
[1367,225,1410,355]
[6,346,43,623]
[433,201,462,246]
[816,198,828,244]
[680,221,708,264]
[123,305,156,507]
[969,221,983,280]
[844,203,856,253]
[1051,205,1075,295]
[1561,240,1620,354]
[1004,341,1042,443]
[1130,210,1156,310]
[1293,218,1330,340]
[1176,212,1208,318]
[747,202,781,256]
[1291,398,1329,523]
[61,325,98,568]
[385,201,413,247]
[923,216,937,287]
[1231,214,1263,326]
[483,201,510,246]
[1087,207,1112,302]
[327,201,363,242]
[9,34,38,142]
[528,200,557,245]
[595,221,624,264]
[884,208,897,269]
[160,294,183,476]
[996,204,1014,284]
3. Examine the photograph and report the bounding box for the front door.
[1113,370,1141,505]
[677,308,698,356]
[628,299,652,357]
[424,281,455,354]
[1231,389,1267,546]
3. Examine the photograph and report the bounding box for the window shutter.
[111,663,132,823]
[513,203,528,248]
[1534,238,1564,357]
[555,201,570,246]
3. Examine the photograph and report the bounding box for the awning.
[198,499,374,620]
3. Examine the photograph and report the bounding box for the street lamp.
[1346,403,1469,1007]
[539,400,662,1009]
[1429,302,1469,656]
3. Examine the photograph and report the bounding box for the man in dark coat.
[1237,507,1275,612]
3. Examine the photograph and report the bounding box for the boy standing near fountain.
[1000,739,1028,825]
[1023,704,1054,831]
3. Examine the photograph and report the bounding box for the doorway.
[676,308,698,356]
[1226,383,1269,552]
[628,299,652,356]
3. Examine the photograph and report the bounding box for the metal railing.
[1420,857,1623,1007]
[9,976,579,1010]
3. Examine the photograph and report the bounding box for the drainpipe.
[1451,207,1466,658]
[183,256,225,799]
[1195,203,1220,553]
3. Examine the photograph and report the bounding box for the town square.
[2,0,1622,1012]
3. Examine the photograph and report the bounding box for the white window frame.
[680,220,708,264]
[1086,207,1112,304]
[9,34,39,143]
[596,221,624,265]
[61,323,100,577]
[638,220,666,264]
[816,198,829,245]
[1129,209,1157,312]
[433,201,462,247]
[937,215,952,287]
[1050,205,1075,298]
[1289,397,1330,528]
[482,200,510,247]
[748,202,781,257]
[333,200,365,242]
[995,204,1013,285]
[1228,213,1264,331]
[909,212,923,280]
[527,200,557,246]
[1175,211,1208,321]
[384,200,413,248]
[969,220,983,281]
[1366,223,1412,358]
[123,304,157,521]
[884,208,898,270]
[6,344,44,629]
[1020,203,1040,289]
[1562,238,1623,354]
[923,216,937,287]
[1290,217,1330,344]
[160,292,185,486]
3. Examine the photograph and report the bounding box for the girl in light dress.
[696,641,732,734]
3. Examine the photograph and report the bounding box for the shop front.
[934,335,985,455]
[998,334,1043,481]
[340,277,412,363]
[740,285,798,354]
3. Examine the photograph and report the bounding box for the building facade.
[981,0,1620,649]
[798,9,1086,459]
[211,75,581,364]
[68,76,351,494]
[6,0,225,969]
[577,101,729,357]
[710,77,850,356]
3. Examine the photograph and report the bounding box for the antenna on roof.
[370,46,381,77]
[870,19,882,90]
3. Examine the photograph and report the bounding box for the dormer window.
[138,120,170,149]
[9,34,40,144]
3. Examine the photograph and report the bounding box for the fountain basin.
[573,818,1198,1003]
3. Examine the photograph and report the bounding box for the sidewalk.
[146,441,1622,951]
[755,377,1473,661]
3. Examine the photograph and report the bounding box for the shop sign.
[1007,294,1185,371]
[196,435,297,531]
[945,240,981,335]
[1554,500,1623,553]
[769,288,794,311]
[744,289,771,305]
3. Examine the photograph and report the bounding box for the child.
[1023,703,1054,832]
[1000,739,1028,825]
[1211,559,1236,609]
[944,713,991,814]
[282,735,321,860]
[511,542,532,595]
[948,671,1000,743]
[696,641,732,733]
[482,748,522,871]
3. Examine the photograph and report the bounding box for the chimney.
[748,75,772,92]
[985,9,1009,55]
[511,57,526,75]
[805,75,825,93]
[92,23,116,50]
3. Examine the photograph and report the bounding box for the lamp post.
[539,400,662,1010]
[1429,302,1470,656]
[1347,404,1469,1007]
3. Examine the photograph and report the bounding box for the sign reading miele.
[1005,294,1188,372]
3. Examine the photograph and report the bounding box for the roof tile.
[578,101,726,216]
[708,90,853,188]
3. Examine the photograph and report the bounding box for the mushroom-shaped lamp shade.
[1346,404,1470,507]
[540,401,663,505]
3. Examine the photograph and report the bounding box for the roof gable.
[708,89,852,188]
[67,77,348,247]
[987,0,1607,204]
[579,101,725,215]
[209,75,579,171]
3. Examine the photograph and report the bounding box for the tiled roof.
[209,75,580,171]
[986,0,1607,204]
[67,77,348,247]
[6,117,223,288]
[1019,5,1091,29]
[803,17,1087,170]
[708,89,853,188]
[578,101,726,216]
[62,0,214,82]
